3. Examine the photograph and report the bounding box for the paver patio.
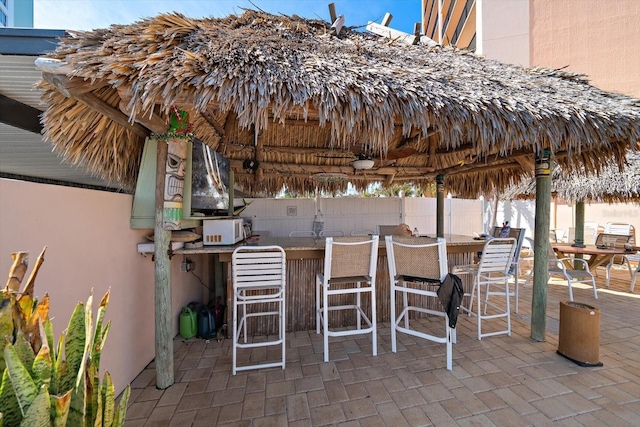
[124,266,640,426]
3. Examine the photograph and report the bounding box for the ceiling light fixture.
[352,158,374,170]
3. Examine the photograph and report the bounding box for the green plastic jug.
[179,306,197,339]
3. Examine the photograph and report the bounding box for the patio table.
[551,243,636,270]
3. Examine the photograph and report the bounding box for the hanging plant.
[154,107,194,140]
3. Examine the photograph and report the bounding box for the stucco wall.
[531,0,640,98]
[479,0,531,66]
[0,178,204,395]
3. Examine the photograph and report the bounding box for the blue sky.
[33,0,422,34]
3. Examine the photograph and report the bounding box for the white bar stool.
[232,245,286,375]
[316,236,379,362]
[385,235,454,370]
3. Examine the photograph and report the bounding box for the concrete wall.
[0,178,204,396]
[530,0,640,98]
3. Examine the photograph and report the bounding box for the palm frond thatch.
[502,151,640,203]
[36,10,640,196]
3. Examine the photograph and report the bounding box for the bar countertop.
[173,234,487,255]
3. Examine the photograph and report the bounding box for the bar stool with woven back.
[385,235,454,370]
[316,235,379,362]
[457,238,517,340]
[231,245,286,375]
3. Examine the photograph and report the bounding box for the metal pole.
[531,150,552,342]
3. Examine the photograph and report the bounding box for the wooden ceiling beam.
[41,72,109,96]
[444,160,522,176]
[222,143,356,158]
[234,172,432,182]
[229,160,434,176]
[70,92,150,139]
[118,100,166,134]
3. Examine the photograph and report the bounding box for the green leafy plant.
[0,247,130,426]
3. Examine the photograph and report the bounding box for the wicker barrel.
[557,301,602,367]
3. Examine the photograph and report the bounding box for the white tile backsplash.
[239,197,482,238]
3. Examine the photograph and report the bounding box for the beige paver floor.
[124,266,640,426]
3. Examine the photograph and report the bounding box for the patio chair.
[385,235,454,370]
[548,242,597,301]
[602,223,635,288]
[523,237,535,286]
[319,230,345,237]
[491,226,526,313]
[631,264,640,292]
[457,238,517,340]
[289,230,317,237]
[231,246,286,375]
[316,236,379,362]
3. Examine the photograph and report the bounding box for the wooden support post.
[572,200,586,268]
[382,13,393,26]
[255,127,264,183]
[154,139,174,389]
[531,149,552,342]
[436,174,445,238]
[573,201,585,247]
[228,169,235,217]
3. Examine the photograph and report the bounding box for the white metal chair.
[351,229,375,236]
[523,237,535,286]
[316,235,379,362]
[385,235,454,370]
[289,230,317,237]
[491,227,526,313]
[231,246,286,375]
[548,242,597,301]
[319,230,345,237]
[602,223,635,288]
[457,238,517,340]
[631,264,640,292]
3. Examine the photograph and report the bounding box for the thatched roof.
[36,10,640,196]
[502,150,640,204]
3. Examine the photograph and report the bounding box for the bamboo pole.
[154,139,174,389]
[531,150,552,342]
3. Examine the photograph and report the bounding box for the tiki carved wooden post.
[163,137,188,230]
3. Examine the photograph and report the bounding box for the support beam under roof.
[0,94,42,134]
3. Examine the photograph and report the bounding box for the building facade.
[423,0,640,239]
[1,0,33,27]
[421,0,639,98]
